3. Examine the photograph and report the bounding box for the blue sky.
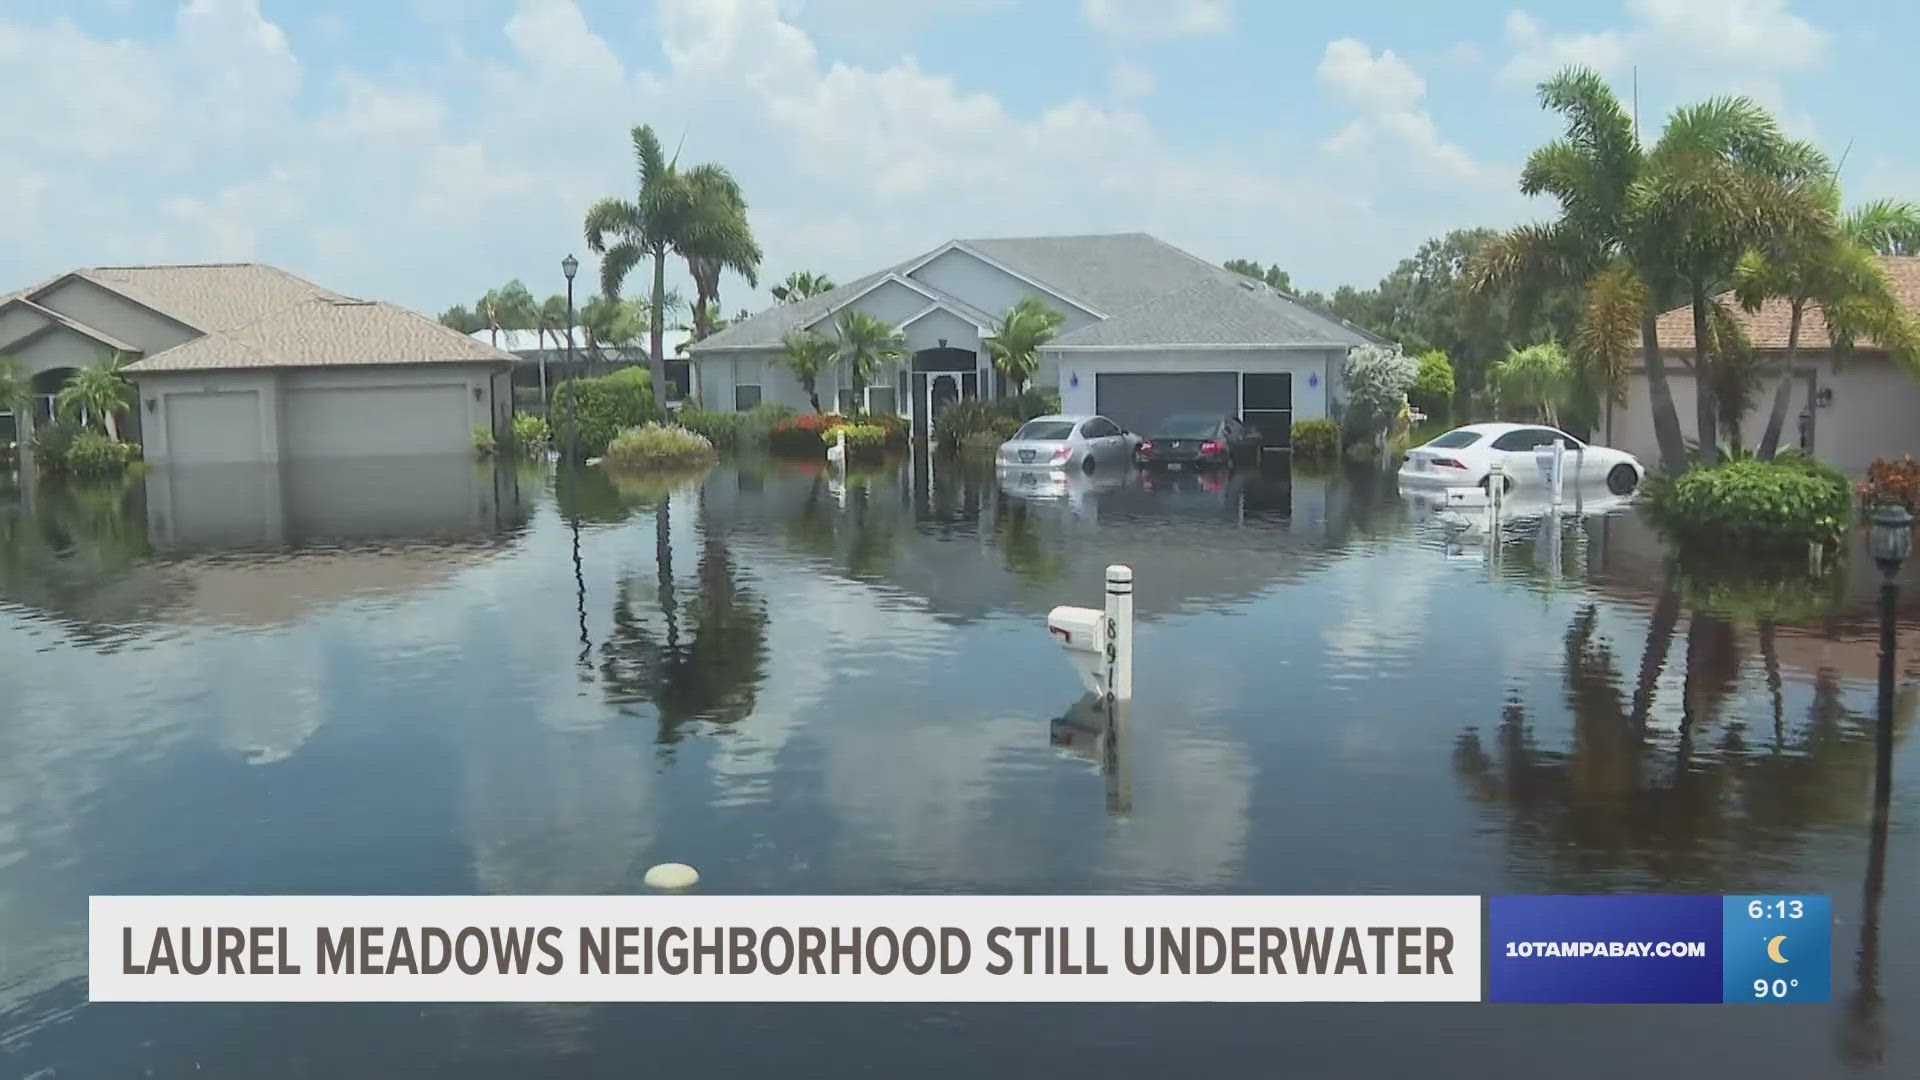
[4,0,1916,318]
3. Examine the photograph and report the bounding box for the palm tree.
[584,125,761,411]
[579,294,648,379]
[531,293,571,404]
[0,354,25,416]
[55,351,135,440]
[833,310,906,414]
[984,296,1063,395]
[1491,341,1572,426]
[777,330,835,413]
[1474,68,1687,472]
[771,271,836,303]
[1628,103,1832,465]
[477,280,536,351]
[1733,197,1920,458]
[438,305,484,333]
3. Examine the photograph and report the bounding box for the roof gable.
[0,297,140,354]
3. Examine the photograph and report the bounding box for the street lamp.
[1869,503,1911,809]
[561,254,579,462]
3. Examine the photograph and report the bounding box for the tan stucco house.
[687,232,1383,452]
[1609,255,1920,474]
[1,263,517,465]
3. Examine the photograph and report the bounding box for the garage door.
[284,384,472,458]
[164,390,262,464]
[1094,372,1238,435]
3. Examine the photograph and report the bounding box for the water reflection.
[3,453,1919,1077]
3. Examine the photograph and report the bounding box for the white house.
[0,263,518,465]
[687,233,1382,450]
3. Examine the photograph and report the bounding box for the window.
[837,388,859,414]
[1014,419,1075,441]
[1427,429,1484,449]
[734,359,763,412]
[1492,428,1573,452]
[866,385,898,416]
[1081,417,1119,438]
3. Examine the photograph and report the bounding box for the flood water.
[2,453,1916,1077]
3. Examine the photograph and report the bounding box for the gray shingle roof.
[690,232,1377,354]
[1049,276,1375,348]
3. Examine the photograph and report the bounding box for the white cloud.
[1317,38,1481,181]
[1082,0,1231,41]
[1109,60,1156,102]
[1501,0,1826,85]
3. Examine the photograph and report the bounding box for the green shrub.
[509,413,550,456]
[823,422,890,460]
[65,432,137,477]
[676,407,745,449]
[932,399,1001,452]
[1291,418,1340,461]
[601,423,718,470]
[32,419,83,470]
[473,425,497,456]
[604,366,655,388]
[550,375,656,460]
[512,386,546,412]
[1648,457,1852,555]
[1409,350,1455,419]
[999,390,1060,422]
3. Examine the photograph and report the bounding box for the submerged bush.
[1291,418,1339,462]
[601,423,717,470]
[551,375,656,459]
[823,423,890,460]
[509,413,550,456]
[1648,456,1852,555]
[932,396,1049,454]
[472,425,497,457]
[65,432,138,477]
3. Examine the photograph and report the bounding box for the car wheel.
[1083,455,1098,474]
[1607,463,1639,495]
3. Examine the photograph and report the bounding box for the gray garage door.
[1094,372,1238,435]
[164,390,262,464]
[285,384,472,458]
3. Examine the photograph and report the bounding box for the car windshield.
[1013,420,1076,441]
[1426,429,1484,449]
[1150,414,1220,438]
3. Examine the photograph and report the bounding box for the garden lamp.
[1870,505,1912,581]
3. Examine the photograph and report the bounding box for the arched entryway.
[909,347,978,442]
[28,367,78,425]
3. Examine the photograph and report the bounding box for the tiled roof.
[127,297,517,372]
[1652,255,1920,351]
[78,264,338,332]
[691,232,1379,353]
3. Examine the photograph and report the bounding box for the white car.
[1398,422,1644,496]
[995,414,1138,473]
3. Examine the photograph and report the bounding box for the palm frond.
[1844,198,1920,255]
[583,198,644,254]
[597,241,645,300]
[1572,261,1645,405]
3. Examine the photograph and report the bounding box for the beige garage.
[162,390,264,465]
[284,383,474,458]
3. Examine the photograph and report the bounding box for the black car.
[1132,413,1262,471]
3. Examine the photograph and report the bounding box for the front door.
[929,374,958,422]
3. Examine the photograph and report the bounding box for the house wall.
[1051,348,1340,420]
[698,349,815,413]
[1611,353,1920,475]
[34,278,197,355]
[12,325,116,381]
[907,248,1101,331]
[132,363,506,464]
[0,306,49,347]
[807,279,933,332]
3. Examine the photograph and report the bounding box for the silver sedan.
[995,413,1138,473]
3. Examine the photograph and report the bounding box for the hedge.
[1647,454,1852,555]
[1290,418,1339,462]
[550,375,656,459]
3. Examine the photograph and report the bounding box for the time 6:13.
[1748,899,1804,919]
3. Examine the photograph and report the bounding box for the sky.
[3,0,1917,320]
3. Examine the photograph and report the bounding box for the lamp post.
[1869,504,1911,810]
[561,253,579,463]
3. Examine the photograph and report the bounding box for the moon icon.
[1766,936,1789,964]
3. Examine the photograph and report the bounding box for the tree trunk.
[806,385,822,414]
[1639,309,1689,475]
[104,409,119,442]
[1629,572,1681,729]
[1691,288,1717,467]
[534,326,550,410]
[649,249,669,420]
[1754,301,1805,460]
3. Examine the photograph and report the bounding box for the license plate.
[1020,473,1037,485]
[1167,463,1183,472]
[1019,450,1035,463]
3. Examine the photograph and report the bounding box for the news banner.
[89,893,1830,1004]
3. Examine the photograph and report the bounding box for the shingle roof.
[78,264,337,332]
[1049,276,1376,348]
[127,296,518,372]
[1652,255,1920,351]
[691,232,1375,354]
